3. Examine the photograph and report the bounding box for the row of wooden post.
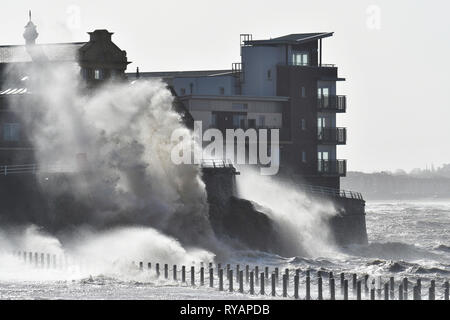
[11,251,450,300]
[12,251,65,269]
[134,261,450,300]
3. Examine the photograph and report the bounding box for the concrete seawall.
[202,167,368,249]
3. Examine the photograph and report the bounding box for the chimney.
[88,30,113,42]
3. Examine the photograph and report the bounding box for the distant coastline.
[342,167,450,200]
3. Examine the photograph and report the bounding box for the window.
[267,69,272,79]
[94,69,103,80]
[3,123,20,141]
[293,52,309,66]
[318,117,327,138]
[301,119,306,130]
[318,87,330,108]
[180,88,186,95]
[211,114,217,127]
[301,87,306,98]
[302,151,307,163]
[318,151,330,172]
[189,83,194,94]
[219,87,225,95]
[81,68,88,79]
[318,117,327,129]
[259,115,266,127]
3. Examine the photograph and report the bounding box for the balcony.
[318,127,347,145]
[318,159,347,177]
[317,95,346,113]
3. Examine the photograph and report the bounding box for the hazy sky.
[1,0,449,173]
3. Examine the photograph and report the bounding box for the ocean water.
[1,200,449,300]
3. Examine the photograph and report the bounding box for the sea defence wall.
[201,164,368,249]
[0,162,368,252]
[329,196,368,246]
[201,163,283,253]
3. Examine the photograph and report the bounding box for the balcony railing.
[299,183,364,201]
[317,95,346,113]
[318,127,347,145]
[318,159,347,177]
[279,63,336,68]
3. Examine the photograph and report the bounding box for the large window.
[94,69,103,80]
[317,117,327,138]
[293,52,309,66]
[3,123,21,141]
[318,151,330,172]
[259,115,266,127]
[301,86,306,98]
[318,87,330,108]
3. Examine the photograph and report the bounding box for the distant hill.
[341,171,450,200]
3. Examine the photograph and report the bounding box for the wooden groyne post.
[261,273,265,295]
[318,272,323,300]
[182,266,186,283]
[250,271,254,295]
[330,277,335,300]
[294,274,299,299]
[209,268,214,288]
[219,269,224,291]
[229,270,233,292]
[271,273,276,297]
[239,271,244,293]
[357,280,362,300]
[306,274,311,300]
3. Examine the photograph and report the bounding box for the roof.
[244,32,333,46]
[0,42,87,64]
[127,70,233,80]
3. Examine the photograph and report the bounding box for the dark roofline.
[244,32,333,46]
[127,69,233,79]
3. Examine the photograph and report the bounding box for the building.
[0,17,367,246]
[131,33,347,189]
[0,15,130,164]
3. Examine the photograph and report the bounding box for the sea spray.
[0,225,214,282]
[3,61,225,261]
[235,167,339,257]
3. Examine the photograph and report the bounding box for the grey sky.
[1,0,449,173]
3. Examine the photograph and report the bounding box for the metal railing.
[0,164,74,176]
[299,183,363,201]
[317,95,346,112]
[280,63,336,68]
[318,127,347,145]
[200,159,235,169]
[318,159,347,177]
